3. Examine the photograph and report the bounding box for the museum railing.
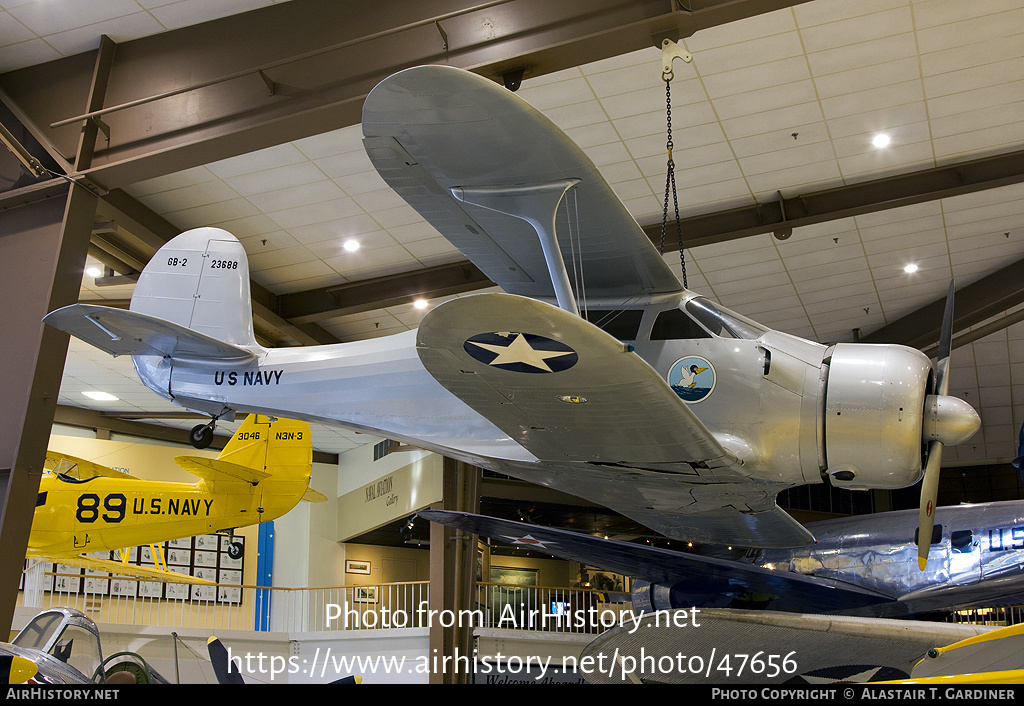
[472,582,632,634]
[20,573,431,633]
[21,572,632,634]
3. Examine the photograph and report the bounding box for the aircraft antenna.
[659,39,692,289]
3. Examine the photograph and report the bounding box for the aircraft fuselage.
[758,501,1024,616]
[137,290,936,497]
[29,472,302,557]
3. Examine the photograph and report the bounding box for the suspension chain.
[659,71,688,289]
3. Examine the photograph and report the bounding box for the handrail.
[25,572,630,634]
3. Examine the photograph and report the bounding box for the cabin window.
[685,297,767,340]
[914,524,943,546]
[582,309,644,341]
[650,308,712,340]
[951,530,974,553]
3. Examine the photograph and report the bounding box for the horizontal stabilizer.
[174,456,271,485]
[43,303,256,363]
[45,451,133,480]
[41,554,216,585]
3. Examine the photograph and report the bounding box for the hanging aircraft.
[577,607,991,685]
[43,65,981,561]
[420,499,1024,620]
[29,414,325,585]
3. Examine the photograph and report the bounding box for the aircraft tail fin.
[210,414,312,480]
[130,227,259,349]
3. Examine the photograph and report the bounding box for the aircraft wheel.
[190,424,214,449]
[227,541,244,560]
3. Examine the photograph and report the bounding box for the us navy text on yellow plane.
[73,493,214,522]
[214,369,283,385]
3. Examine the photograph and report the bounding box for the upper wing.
[419,510,889,615]
[37,554,215,586]
[362,65,682,301]
[45,452,133,480]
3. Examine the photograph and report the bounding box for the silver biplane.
[44,66,980,563]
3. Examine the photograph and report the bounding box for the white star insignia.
[502,534,553,549]
[467,333,573,372]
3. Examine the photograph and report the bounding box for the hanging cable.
[660,69,688,289]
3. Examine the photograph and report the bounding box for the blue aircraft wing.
[419,510,891,615]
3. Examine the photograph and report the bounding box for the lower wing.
[35,554,216,585]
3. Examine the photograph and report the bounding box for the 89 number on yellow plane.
[75,493,126,523]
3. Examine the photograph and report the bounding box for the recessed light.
[413,299,429,310]
[85,266,102,277]
[872,133,891,148]
[343,239,360,252]
[904,263,919,273]
[82,391,119,401]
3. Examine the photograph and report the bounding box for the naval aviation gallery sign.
[365,475,398,507]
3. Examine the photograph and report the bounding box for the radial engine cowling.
[821,343,932,490]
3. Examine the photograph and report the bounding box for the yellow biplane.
[27,414,325,585]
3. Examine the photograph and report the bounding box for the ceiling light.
[343,239,360,252]
[85,266,102,277]
[413,299,429,310]
[904,263,919,273]
[82,391,119,401]
[872,133,891,148]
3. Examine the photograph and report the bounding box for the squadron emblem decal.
[668,355,716,403]
[464,332,578,373]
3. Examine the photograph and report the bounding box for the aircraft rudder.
[265,417,313,477]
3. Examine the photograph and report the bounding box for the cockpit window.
[12,612,63,650]
[651,308,712,340]
[582,309,643,341]
[685,297,767,340]
[951,530,974,553]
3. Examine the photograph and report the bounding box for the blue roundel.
[668,356,716,403]
[463,332,578,374]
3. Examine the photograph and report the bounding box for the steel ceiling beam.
[273,148,1024,326]
[0,0,811,191]
[860,256,1024,352]
[644,148,1024,249]
[94,189,341,346]
[279,261,492,324]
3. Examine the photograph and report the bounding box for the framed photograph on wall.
[346,559,371,575]
[354,586,378,603]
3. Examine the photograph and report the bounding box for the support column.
[428,457,480,684]
[0,180,96,630]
